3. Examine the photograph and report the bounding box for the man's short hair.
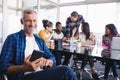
[22,9,37,19]
[56,22,61,27]
[71,11,78,18]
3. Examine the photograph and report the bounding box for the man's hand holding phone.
[23,50,53,71]
[23,54,42,71]
[45,59,53,67]
[29,50,44,62]
[38,58,53,69]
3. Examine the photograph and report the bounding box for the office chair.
[0,71,6,80]
[72,36,99,80]
[72,51,97,80]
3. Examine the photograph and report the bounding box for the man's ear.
[21,18,23,24]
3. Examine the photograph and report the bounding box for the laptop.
[111,37,120,60]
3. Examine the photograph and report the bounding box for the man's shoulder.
[7,30,21,37]
[78,15,84,21]
[66,17,71,22]
[78,15,83,18]
[6,30,25,40]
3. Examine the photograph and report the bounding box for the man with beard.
[0,9,78,80]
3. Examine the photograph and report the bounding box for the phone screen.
[29,50,44,62]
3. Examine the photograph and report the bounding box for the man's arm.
[0,35,16,74]
[65,17,71,38]
[7,65,27,74]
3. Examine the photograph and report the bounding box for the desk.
[50,44,100,79]
[49,42,120,64]
[50,44,98,60]
[49,42,120,80]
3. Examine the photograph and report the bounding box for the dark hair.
[71,11,78,18]
[56,22,61,27]
[105,24,118,36]
[42,19,53,29]
[82,22,90,40]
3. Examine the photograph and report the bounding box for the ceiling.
[23,0,120,9]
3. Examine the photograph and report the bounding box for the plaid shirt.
[0,30,56,80]
[66,15,84,37]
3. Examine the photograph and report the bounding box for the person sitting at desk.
[102,23,119,80]
[0,9,78,80]
[52,22,70,66]
[38,19,54,47]
[52,22,67,41]
[76,22,99,80]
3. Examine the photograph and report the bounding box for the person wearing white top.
[52,31,64,40]
[53,22,73,66]
[53,22,67,41]
[75,22,99,80]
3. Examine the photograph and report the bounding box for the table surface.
[49,42,120,61]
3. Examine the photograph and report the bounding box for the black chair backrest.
[0,71,5,80]
[53,27,67,37]
[62,27,67,37]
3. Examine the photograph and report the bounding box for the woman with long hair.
[102,24,119,80]
[76,22,99,80]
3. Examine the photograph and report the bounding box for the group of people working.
[38,10,119,80]
[0,8,119,80]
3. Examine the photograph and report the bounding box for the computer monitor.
[111,37,120,60]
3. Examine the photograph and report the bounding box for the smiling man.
[0,9,78,80]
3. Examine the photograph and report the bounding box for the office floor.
[71,61,120,80]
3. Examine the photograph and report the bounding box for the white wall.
[1,2,120,44]
[59,2,120,43]
[60,2,120,34]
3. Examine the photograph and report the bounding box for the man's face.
[22,12,37,35]
[70,16,78,22]
[56,24,62,32]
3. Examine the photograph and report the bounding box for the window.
[59,2,120,42]
[37,8,57,33]
[60,5,87,27]
[0,11,2,43]
[0,2,2,43]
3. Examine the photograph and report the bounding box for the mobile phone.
[29,50,44,62]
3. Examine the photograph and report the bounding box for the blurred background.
[0,0,120,49]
